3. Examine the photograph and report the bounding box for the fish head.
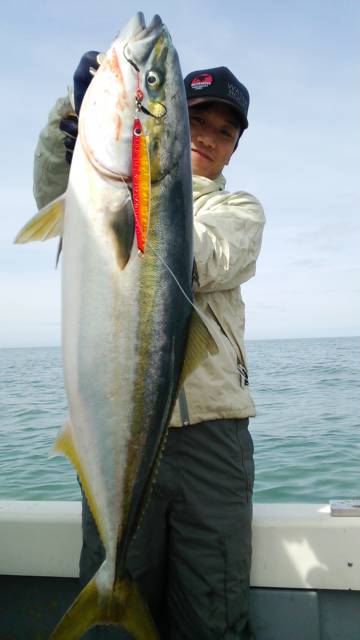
[78,12,190,183]
[139,23,191,183]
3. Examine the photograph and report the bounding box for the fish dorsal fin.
[179,310,218,388]
[109,197,135,269]
[51,420,106,545]
[14,194,65,244]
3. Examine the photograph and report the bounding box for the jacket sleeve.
[193,190,265,293]
[33,96,73,209]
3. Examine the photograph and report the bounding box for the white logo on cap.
[228,82,246,108]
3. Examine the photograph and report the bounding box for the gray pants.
[80,419,255,639]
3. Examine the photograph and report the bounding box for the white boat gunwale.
[0,500,359,591]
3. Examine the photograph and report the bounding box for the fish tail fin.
[50,569,159,640]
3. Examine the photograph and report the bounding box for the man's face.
[188,102,241,180]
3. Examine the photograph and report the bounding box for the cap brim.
[187,97,248,129]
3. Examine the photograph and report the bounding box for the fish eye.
[146,70,161,88]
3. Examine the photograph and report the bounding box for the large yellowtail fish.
[15,12,217,639]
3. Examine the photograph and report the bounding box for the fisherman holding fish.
[28,14,265,640]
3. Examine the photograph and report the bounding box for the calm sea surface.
[0,337,359,503]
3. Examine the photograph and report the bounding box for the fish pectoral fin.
[109,197,135,269]
[51,421,106,546]
[14,194,65,244]
[50,420,74,460]
[179,310,219,387]
[50,570,159,639]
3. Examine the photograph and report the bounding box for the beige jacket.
[33,96,265,427]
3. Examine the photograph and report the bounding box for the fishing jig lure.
[132,109,150,255]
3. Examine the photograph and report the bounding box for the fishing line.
[146,239,194,308]
[110,165,186,291]
[113,176,193,306]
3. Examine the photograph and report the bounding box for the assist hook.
[123,44,167,119]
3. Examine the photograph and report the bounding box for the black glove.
[73,50,100,115]
[60,114,79,165]
[60,50,100,165]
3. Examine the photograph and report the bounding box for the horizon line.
[1,334,359,350]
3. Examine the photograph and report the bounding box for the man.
[33,55,265,639]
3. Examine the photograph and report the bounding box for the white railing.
[0,501,359,590]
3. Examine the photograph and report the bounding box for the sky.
[1,0,359,347]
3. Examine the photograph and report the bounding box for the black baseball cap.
[184,66,249,131]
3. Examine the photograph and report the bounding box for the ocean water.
[0,337,359,503]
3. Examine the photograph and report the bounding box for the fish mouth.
[79,13,166,182]
[117,12,163,42]
[121,13,164,66]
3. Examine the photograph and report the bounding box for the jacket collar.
[192,174,226,200]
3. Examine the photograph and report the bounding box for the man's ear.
[226,146,237,165]
[233,128,244,153]
[226,141,238,166]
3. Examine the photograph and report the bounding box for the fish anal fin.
[14,194,65,244]
[109,197,135,269]
[52,421,105,545]
[179,311,218,388]
[50,571,159,639]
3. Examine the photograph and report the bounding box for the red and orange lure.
[132,87,150,255]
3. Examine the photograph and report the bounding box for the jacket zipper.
[207,303,249,388]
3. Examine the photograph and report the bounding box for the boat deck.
[1,501,359,638]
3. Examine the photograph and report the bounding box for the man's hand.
[60,50,100,165]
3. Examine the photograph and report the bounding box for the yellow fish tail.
[50,570,159,639]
